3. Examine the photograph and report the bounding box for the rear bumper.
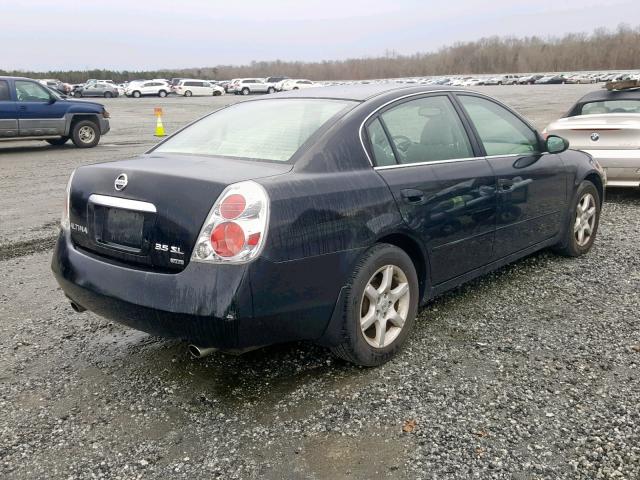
[51,231,357,349]
[583,150,640,187]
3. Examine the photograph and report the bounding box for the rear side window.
[458,95,538,156]
[380,95,473,164]
[366,118,396,167]
[0,80,10,101]
[154,98,355,162]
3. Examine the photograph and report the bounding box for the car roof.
[273,83,465,101]
[0,76,34,81]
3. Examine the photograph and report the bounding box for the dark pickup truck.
[0,76,110,148]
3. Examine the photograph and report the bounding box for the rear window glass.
[580,100,640,115]
[154,98,355,162]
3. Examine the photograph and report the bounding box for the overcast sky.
[2,0,637,71]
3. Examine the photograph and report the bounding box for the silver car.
[77,81,119,98]
[545,86,640,187]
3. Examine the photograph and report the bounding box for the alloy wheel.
[574,192,596,246]
[360,264,411,348]
[78,125,95,144]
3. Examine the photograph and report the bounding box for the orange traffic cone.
[154,107,166,137]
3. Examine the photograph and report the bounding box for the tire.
[158,90,167,98]
[184,90,192,97]
[241,88,250,96]
[330,244,419,366]
[267,87,275,94]
[46,137,69,146]
[213,90,221,96]
[77,91,83,97]
[553,180,600,257]
[132,91,141,98]
[103,91,113,98]
[71,120,100,148]
[293,87,299,90]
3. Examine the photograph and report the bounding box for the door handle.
[400,188,426,204]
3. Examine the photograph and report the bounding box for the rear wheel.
[184,90,192,97]
[132,91,141,98]
[241,88,250,95]
[71,120,100,148]
[267,87,275,94]
[331,244,419,366]
[553,180,600,257]
[158,90,167,97]
[46,137,69,146]
[213,90,221,96]
[103,91,113,98]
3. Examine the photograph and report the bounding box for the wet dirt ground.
[1,85,638,479]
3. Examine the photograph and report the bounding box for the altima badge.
[590,133,600,142]
[114,173,128,191]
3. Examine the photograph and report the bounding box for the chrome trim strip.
[374,156,486,170]
[88,194,157,213]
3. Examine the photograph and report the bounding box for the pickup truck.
[0,76,110,148]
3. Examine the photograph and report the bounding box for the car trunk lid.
[547,114,640,150]
[69,153,292,272]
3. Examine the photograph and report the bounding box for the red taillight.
[211,222,245,257]
[220,193,246,219]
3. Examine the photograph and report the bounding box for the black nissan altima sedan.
[52,84,605,366]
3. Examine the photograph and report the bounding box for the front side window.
[379,95,473,164]
[580,100,640,115]
[154,98,355,162]
[15,81,52,102]
[0,80,10,101]
[458,95,538,156]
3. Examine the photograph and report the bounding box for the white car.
[125,80,171,98]
[544,86,640,187]
[234,79,269,95]
[174,79,224,97]
[280,79,315,91]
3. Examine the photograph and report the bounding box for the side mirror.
[545,135,569,154]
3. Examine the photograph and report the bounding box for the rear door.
[367,93,497,285]
[0,79,18,137]
[15,80,68,136]
[455,93,567,259]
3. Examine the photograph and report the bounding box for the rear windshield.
[580,100,640,115]
[154,98,355,162]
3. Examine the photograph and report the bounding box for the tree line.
[2,24,638,83]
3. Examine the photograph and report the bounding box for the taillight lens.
[192,181,269,264]
[61,170,75,231]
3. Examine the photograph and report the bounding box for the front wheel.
[71,120,100,148]
[553,180,600,257]
[330,244,419,366]
[241,88,250,95]
[184,90,192,97]
[132,91,141,98]
[158,90,167,97]
[267,87,275,94]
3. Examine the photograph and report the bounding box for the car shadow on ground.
[0,143,71,154]
[604,187,640,204]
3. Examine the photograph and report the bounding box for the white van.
[174,79,224,97]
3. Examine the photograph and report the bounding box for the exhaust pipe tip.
[188,344,217,359]
[69,301,86,313]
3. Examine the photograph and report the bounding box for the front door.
[0,79,18,137]
[15,80,68,136]
[455,94,567,258]
[367,94,497,285]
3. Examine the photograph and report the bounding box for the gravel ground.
[1,85,639,479]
